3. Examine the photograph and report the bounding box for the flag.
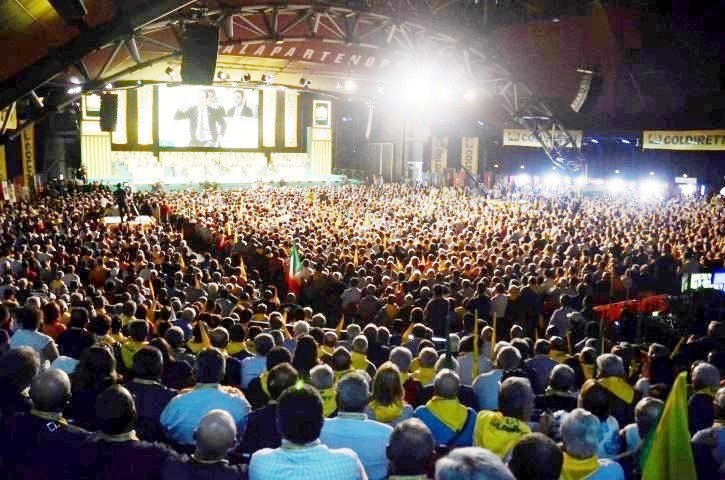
[396,258,404,272]
[198,321,212,349]
[353,248,359,268]
[239,254,247,281]
[640,371,696,480]
[287,244,303,295]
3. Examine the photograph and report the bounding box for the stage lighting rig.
[344,79,357,92]
[299,78,311,88]
[241,73,251,82]
[217,71,230,81]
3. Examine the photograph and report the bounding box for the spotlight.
[217,71,230,81]
[614,169,620,174]
[241,73,251,82]
[514,174,530,186]
[344,79,357,92]
[104,82,113,90]
[165,66,178,79]
[376,85,386,95]
[590,138,599,144]
[335,82,343,90]
[493,164,499,168]
[606,178,625,194]
[463,89,476,102]
[620,138,631,144]
[477,120,486,126]
[543,173,561,187]
[639,180,665,200]
[67,86,82,95]
[519,164,525,170]
[261,73,275,85]
[683,173,688,178]
[69,76,81,84]
[299,78,311,88]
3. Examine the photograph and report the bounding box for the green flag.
[640,371,696,480]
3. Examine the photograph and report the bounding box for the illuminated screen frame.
[155,84,263,151]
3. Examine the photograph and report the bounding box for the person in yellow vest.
[473,377,533,460]
[310,363,338,417]
[365,362,413,426]
[579,347,596,380]
[350,335,377,378]
[119,300,137,328]
[412,369,476,447]
[332,346,355,383]
[411,347,438,386]
[549,336,570,364]
[120,320,149,371]
[560,408,625,480]
[318,331,337,361]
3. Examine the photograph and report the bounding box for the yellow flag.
[353,248,359,268]
[199,321,212,349]
[239,255,247,281]
[640,371,696,480]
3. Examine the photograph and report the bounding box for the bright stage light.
[649,170,655,176]
[261,73,275,85]
[463,89,476,102]
[104,82,113,90]
[241,73,251,82]
[299,78,311,88]
[217,71,230,81]
[680,183,696,196]
[614,169,620,174]
[590,138,599,144]
[67,86,82,95]
[543,173,561,187]
[514,174,530,186]
[519,164,525,170]
[438,87,451,101]
[344,79,357,92]
[638,180,665,200]
[606,178,625,194]
[574,176,587,186]
[376,85,386,95]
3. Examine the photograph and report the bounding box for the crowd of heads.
[0,183,723,479]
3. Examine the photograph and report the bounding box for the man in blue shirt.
[320,372,393,480]
[241,333,274,389]
[250,383,366,479]
[161,348,250,449]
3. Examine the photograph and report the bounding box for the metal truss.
[0,0,586,171]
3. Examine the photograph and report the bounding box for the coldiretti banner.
[503,129,583,148]
[20,126,36,189]
[431,137,448,174]
[0,145,6,182]
[643,130,725,151]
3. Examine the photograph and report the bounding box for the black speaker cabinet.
[181,24,220,85]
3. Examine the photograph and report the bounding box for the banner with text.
[461,137,479,174]
[0,106,17,130]
[0,145,6,182]
[642,130,725,151]
[503,129,583,149]
[20,126,36,189]
[432,137,448,174]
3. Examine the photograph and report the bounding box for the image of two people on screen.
[174,89,255,147]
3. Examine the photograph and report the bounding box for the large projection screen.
[158,85,259,149]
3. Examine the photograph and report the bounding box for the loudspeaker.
[99,93,118,132]
[570,67,602,113]
[181,25,219,85]
[48,0,87,24]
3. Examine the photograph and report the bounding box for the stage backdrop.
[157,85,259,149]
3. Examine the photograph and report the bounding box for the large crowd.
[0,182,723,480]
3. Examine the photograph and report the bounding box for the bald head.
[30,368,71,412]
[194,409,237,460]
[433,369,460,399]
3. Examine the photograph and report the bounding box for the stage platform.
[102,215,156,227]
[88,174,356,191]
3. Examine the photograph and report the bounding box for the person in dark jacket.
[0,368,89,480]
[57,307,95,359]
[124,346,178,442]
[234,362,299,463]
[0,346,39,418]
[161,409,246,480]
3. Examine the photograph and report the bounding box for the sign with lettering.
[20,126,35,190]
[461,137,479,174]
[503,129,583,149]
[432,137,448,174]
[643,130,725,151]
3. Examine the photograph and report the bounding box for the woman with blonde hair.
[366,362,414,426]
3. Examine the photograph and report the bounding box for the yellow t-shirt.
[473,410,531,459]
